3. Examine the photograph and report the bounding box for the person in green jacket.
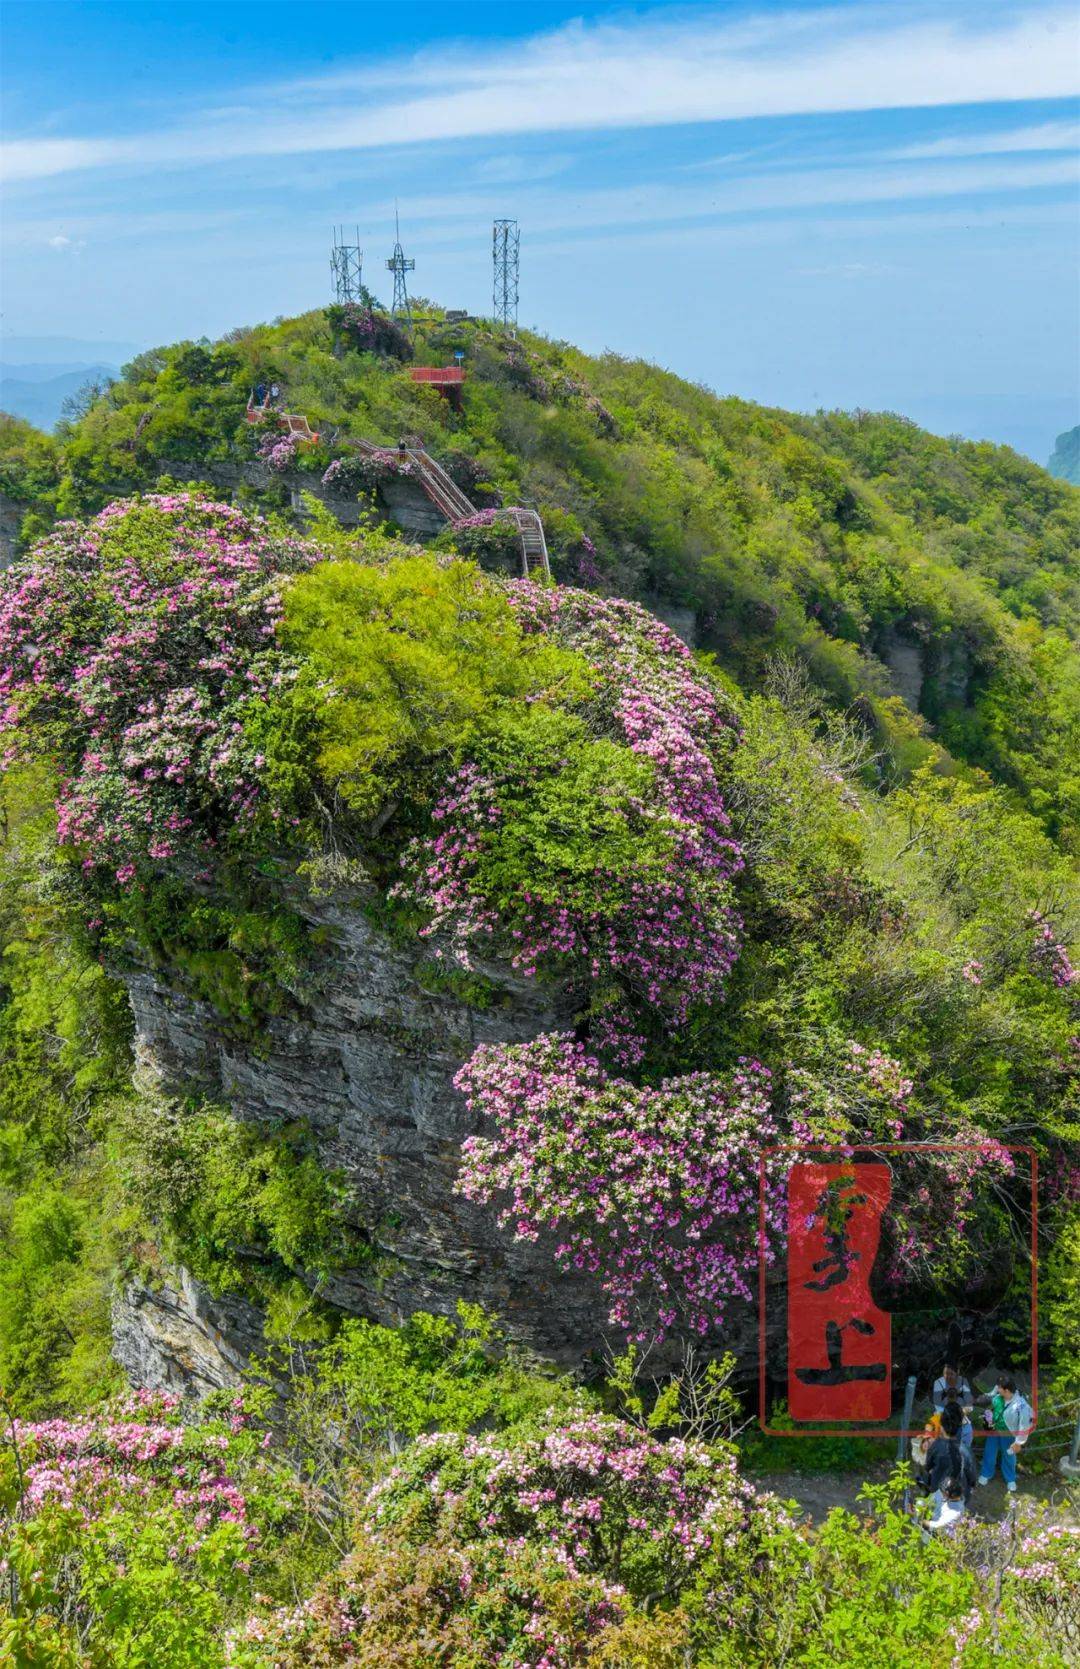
[977,1372,1033,1493]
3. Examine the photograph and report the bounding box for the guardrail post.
[1061,1404,1080,1480]
[898,1374,917,1512]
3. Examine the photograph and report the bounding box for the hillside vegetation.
[0,311,1078,1665]
[3,303,1079,847]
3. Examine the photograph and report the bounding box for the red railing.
[409,367,467,385]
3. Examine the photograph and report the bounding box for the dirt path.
[750,1465,1077,1524]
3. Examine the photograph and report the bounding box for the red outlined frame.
[756,1142,1038,1438]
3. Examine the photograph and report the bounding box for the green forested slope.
[1,313,1079,1664]
[3,304,1078,845]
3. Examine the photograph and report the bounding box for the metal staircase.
[403,447,476,522]
[505,507,551,581]
[321,428,554,583]
[401,446,551,580]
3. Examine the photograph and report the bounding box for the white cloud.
[468,153,574,186]
[5,155,1073,263]
[891,118,1080,159]
[2,3,1077,183]
[382,156,1080,242]
[1,137,119,182]
[47,233,86,252]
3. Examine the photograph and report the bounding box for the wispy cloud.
[6,155,1072,257]
[890,118,1080,159]
[2,3,1077,183]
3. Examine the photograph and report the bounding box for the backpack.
[942,1437,976,1501]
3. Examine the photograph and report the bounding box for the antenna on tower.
[330,226,364,304]
[492,218,520,335]
[386,206,415,333]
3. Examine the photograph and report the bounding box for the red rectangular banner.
[787,1161,892,1422]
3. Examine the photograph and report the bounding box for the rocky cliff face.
[114,891,628,1394]
[112,1268,259,1396]
[0,493,27,569]
[160,457,449,540]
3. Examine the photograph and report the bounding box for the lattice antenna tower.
[330,226,364,304]
[492,218,520,334]
[386,207,415,332]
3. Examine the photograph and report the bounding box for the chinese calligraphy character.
[788,1162,892,1421]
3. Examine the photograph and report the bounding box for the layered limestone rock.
[159,457,449,539]
[112,1269,258,1396]
[113,891,622,1392]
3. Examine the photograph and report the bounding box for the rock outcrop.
[114,890,627,1393]
[112,1268,258,1396]
[159,457,449,540]
[0,493,27,569]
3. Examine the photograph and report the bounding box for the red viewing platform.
[409,366,467,386]
[409,365,466,408]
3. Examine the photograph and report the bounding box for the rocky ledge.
[113,890,624,1393]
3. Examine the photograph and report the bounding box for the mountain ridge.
[2,303,1077,847]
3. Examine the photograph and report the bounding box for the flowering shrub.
[1028,908,1079,987]
[231,1530,690,1668]
[456,1037,777,1338]
[257,430,299,473]
[322,448,414,496]
[785,1040,913,1148]
[454,509,501,530]
[1,1389,307,1668]
[234,1415,785,1667]
[367,1416,785,1596]
[326,303,412,361]
[0,495,318,887]
[785,1040,1016,1290]
[574,534,602,586]
[440,508,524,568]
[944,1506,1080,1664]
[401,587,743,1060]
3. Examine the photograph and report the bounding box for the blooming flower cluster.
[1028,908,1079,987]
[786,1040,913,1148]
[231,1413,785,1668]
[365,1414,786,1585]
[947,1510,1080,1661]
[322,448,413,495]
[12,1390,260,1554]
[453,508,502,530]
[785,1040,1015,1288]
[402,587,743,1063]
[574,535,601,586]
[257,430,299,472]
[456,1036,778,1338]
[0,495,319,886]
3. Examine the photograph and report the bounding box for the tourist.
[943,1386,974,1451]
[911,1406,943,1485]
[977,1373,1034,1494]
[924,1401,977,1529]
[932,1362,974,1412]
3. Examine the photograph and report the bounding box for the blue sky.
[2,0,1078,461]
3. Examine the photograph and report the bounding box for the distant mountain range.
[0,361,119,432]
[1049,425,1080,486]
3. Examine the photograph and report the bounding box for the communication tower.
[386,208,415,332]
[492,218,520,334]
[330,226,363,304]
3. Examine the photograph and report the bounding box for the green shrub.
[111,1095,364,1297]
